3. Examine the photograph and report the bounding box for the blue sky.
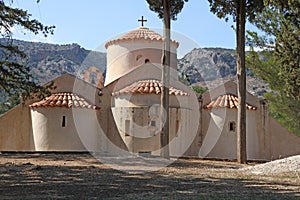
[12,0,259,55]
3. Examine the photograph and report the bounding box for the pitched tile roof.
[112,80,189,96]
[105,27,179,48]
[204,94,257,110]
[29,93,99,109]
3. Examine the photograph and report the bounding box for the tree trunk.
[160,0,170,159]
[236,0,247,164]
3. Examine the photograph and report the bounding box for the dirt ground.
[0,153,299,199]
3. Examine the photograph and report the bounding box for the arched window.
[90,72,97,84]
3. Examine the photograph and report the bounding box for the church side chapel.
[0,17,299,161]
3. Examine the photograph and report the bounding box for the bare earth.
[0,153,299,199]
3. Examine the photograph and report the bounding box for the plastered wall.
[0,105,34,151]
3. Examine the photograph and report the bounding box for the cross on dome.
[138,16,147,27]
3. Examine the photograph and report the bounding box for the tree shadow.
[0,153,299,199]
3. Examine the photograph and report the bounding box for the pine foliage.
[146,0,188,20]
[247,0,300,136]
[0,0,54,100]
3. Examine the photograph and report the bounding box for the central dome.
[105,26,179,48]
[104,26,179,86]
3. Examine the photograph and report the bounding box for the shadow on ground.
[0,153,299,199]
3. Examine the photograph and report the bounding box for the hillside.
[178,48,270,96]
[178,48,237,83]
[8,39,106,84]
[2,40,270,97]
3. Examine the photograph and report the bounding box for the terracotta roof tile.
[29,93,99,109]
[112,80,189,96]
[105,27,179,48]
[204,94,257,110]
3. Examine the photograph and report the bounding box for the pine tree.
[247,0,300,136]
[208,0,264,163]
[0,1,54,103]
[146,0,188,20]
[146,0,188,158]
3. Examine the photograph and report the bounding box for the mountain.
[8,39,106,84]
[178,48,270,96]
[2,40,269,97]
[178,47,256,83]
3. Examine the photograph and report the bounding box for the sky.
[11,0,259,56]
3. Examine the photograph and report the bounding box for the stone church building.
[0,25,299,161]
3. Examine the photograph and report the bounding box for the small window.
[90,72,97,84]
[139,152,151,157]
[125,120,130,136]
[62,116,66,127]
[175,120,180,137]
[145,58,150,63]
[150,120,156,127]
[229,121,236,132]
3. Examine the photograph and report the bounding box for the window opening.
[229,121,236,132]
[150,120,156,127]
[175,120,180,137]
[62,116,66,127]
[90,72,97,84]
[125,120,130,136]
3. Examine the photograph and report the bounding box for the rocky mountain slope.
[178,48,270,96]
[3,40,269,97]
[178,48,237,83]
[8,39,106,84]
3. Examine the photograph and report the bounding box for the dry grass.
[0,153,299,199]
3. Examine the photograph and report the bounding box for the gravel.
[242,155,300,175]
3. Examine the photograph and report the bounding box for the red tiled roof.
[29,93,99,109]
[112,80,189,96]
[204,94,257,110]
[105,27,179,48]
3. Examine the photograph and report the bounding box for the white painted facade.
[105,32,178,86]
[31,107,100,151]
[111,93,196,156]
[199,108,265,160]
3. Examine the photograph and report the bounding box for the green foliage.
[207,0,264,22]
[266,93,300,136]
[179,71,190,85]
[192,86,208,94]
[0,93,20,114]
[0,0,54,100]
[146,0,188,20]
[246,1,300,136]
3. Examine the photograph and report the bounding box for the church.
[0,21,299,161]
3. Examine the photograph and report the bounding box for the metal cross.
[138,16,147,27]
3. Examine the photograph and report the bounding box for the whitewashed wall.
[111,91,198,157]
[31,107,99,151]
[105,40,178,86]
[199,108,264,160]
